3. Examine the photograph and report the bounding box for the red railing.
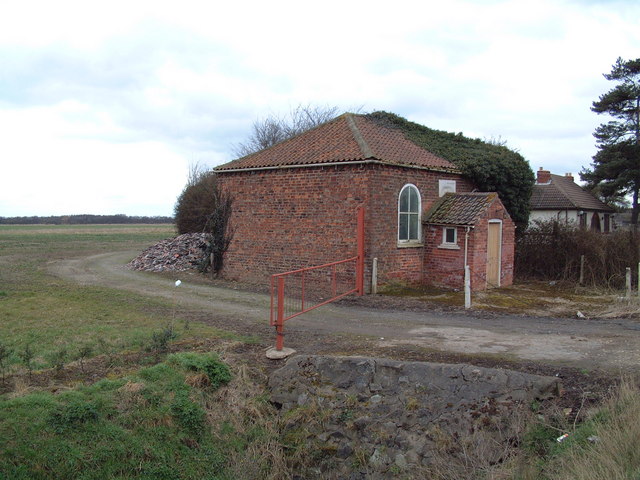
[270,207,364,351]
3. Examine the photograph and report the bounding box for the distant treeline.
[0,214,174,225]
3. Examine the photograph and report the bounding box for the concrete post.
[371,258,378,295]
[464,265,471,309]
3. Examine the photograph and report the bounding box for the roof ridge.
[345,114,374,158]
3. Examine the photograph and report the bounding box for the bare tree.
[232,104,341,157]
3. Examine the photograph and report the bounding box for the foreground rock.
[269,355,560,479]
[126,233,209,272]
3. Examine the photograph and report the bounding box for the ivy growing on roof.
[366,111,535,231]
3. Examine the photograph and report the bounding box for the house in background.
[529,168,615,232]
[215,113,515,292]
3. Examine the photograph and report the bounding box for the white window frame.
[439,226,460,249]
[397,184,422,246]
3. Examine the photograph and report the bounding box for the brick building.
[215,113,514,291]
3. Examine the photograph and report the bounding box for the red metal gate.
[270,206,364,351]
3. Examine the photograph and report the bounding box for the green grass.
[0,353,231,480]
[502,379,640,480]
[0,224,282,479]
[0,224,237,370]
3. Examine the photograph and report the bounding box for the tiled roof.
[423,192,499,226]
[215,113,456,172]
[530,174,614,212]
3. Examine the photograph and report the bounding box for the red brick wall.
[216,163,514,291]
[217,165,368,282]
[363,164,474,286]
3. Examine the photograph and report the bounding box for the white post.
[464,265,471,309]
[371,258,378,295]
[626,267,632,299]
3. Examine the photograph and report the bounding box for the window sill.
[438,243,460,250]
[397,241,423,249]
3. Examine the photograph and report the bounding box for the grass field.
[0,224,283,479]
[0,224,233,369]
[1,225,639,479]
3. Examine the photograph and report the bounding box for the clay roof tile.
[215,113,456,172]
[423,192,499,226]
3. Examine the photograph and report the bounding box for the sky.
[1,0,639,217]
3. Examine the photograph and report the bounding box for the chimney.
[537,167,551,184]
[565,172,574,182]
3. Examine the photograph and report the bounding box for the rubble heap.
[127,233,210,272]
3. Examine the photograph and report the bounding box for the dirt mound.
[126,233,209,272]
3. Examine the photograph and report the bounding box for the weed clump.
[0,340,11,383]
[49,346,68,374]
[167,352,232,389]
[170,391,206,434]
[47,399,99,433]
[19,343,35,378]
[75,343,93,373]
[148,324,178,358]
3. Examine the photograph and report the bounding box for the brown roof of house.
[215,113,457,172]
[530,174,614,212]
[423,192,500,226]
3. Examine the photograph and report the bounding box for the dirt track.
[48,251,640,373]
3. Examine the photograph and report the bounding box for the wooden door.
[487,222,502,288]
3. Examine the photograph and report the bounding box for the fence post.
[637,262,639,298]
[579,255,585,286]
[464,265,471,309]
[371,258,378,295]
[356,206,364,296]
[276,276,285,351]
[626,267,631,299]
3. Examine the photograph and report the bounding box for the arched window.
[398,184,421,242]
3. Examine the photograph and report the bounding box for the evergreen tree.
[581,57,640,227]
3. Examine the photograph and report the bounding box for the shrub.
[174,166,234,274]
[174,168,219,234]
[516,220,640,288]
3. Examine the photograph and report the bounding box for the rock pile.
[126,233,210,272]
[269,355,561,479]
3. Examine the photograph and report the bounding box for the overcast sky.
[1,0,638,217]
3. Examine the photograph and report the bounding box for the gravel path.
[48,251,640,372]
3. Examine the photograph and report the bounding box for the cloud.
[1,0,639,216]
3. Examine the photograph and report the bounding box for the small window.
[443,227,457,245]
[398,184,421,243]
